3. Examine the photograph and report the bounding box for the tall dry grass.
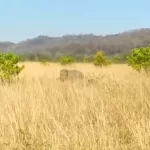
[0,62,150,150]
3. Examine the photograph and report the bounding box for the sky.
[0,0,150,43]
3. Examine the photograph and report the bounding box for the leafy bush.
[59,56,74,65]
[40,59,49,66]
[0,52,24,82]
[93,51,111,66]
[126,45,150,74]
[112,54,122,63]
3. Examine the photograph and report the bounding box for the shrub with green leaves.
[126,45,150,74]
[59,56,74,65]
[93,51,111,66]
[40,59,48,66]
[112,54,122,63]
[0,52,24,82]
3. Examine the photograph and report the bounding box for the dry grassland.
[0,62,150,150]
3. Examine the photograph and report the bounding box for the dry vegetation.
[0,62,150,150]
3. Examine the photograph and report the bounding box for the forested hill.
[1,28,150,60]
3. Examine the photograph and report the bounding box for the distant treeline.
[1,28,150,63]
[18,52,128,63]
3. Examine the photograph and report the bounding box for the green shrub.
[126,45,150,74]
[0,52,24,82]
[112,54,122,63]
[93,51,111,66]
[40,59,48,66]
[59,56,74,65]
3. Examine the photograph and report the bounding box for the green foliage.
[126,45,150,74]
[112,54,122,63]
[93,51,111,66]
[40,59,49,66]
[0,52,24,82]
[59,56,74,65]
[110,53,128,64]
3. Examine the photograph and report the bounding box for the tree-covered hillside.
[1,28,150,61]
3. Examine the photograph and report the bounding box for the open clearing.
[0,62,150,150]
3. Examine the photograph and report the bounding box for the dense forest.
[1,28,150,61]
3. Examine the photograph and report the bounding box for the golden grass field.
[0,62,150,150]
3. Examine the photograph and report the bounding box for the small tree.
[126,45,150,74]
[0,52,24,82]
[59,56,74,65]
[93,51,111,66]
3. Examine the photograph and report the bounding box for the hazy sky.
[0,0,150,42]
